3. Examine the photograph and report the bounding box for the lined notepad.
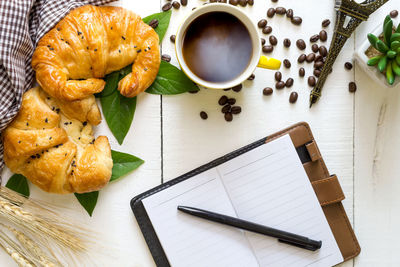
[143,135,343,267]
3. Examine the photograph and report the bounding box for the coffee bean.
[319,46,328,57]
[262,26,272,34]
[188,90,198,94]
[319,30,327,42]
[390,10,398,18]
[289,92,298,103]
[161,54,171,62]
[262,45,274,53]
[308,76,316,86]
[310,34,319,43]
[162,2,172,11]
[283,59,291,68]
[349,82,357,92]
[239,0,247,7]
[271,0,278,2]
[170,35,176,43]
[258,19,268,28]
[275,71,282,82]
[219,0,228,2]
[261,38,266,45]
[172,1,180,9]
[224,112,233,122]
[296,39,306,50]
[344,62,353,70]
[218,95,228,105]
[267,8,276,18]
[286,8,294,19]
[306,53,315,63]
[312,44,319,53]
[315,55,324,62]
[269,35,278,46]
[322,19,331,27]
[276,81,285,89]
[314,61,324,69]
[285,78,294,88]
[313,69,321,77]
[283,38,291,47]
[232,84,242,92]
[229,0,238,6]
[148,19,159,29]
[291,16,302,25]
[222,104,231,113]
[247,0,254,6]
[223,88,231,91]
[210,0,218,2]
[263,87,273,95]
[299,67,305,77]
[231,106,242,114]
[275,7,286,15]
[247,73,255,80]
[228,98,236,105]
[181,0,188,6]
[200,111,208,120]
[298,54,306,63]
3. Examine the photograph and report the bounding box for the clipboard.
[130,122,360,266]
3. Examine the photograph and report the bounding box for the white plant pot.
[353,21,400,88]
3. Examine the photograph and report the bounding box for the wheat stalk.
[0,230,34,267]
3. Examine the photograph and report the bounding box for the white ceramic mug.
[175,3,281,89]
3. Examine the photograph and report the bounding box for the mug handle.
[257,56,281,70]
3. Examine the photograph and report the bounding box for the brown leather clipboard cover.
[131,122,360,266]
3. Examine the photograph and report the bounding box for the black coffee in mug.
[182,12,253,83]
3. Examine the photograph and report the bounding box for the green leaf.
[397,54,400,65]
[376,40,389,53]
[75,191,99,216]
[142,10,172,42]
[384,15,392,28]
[388,50,397,59]
[378,55,388,72]
[386,62,395,85]
[384,17,393,45]
[110,150,144,182]
[397,23,400,33]
[96,71,119,98]
[6,174,30,197]
[368,33,379,49]
[391,41,400,51]
[367,55,383,66]
[390,33,400,44]
[392,60,400,76]
[146,61,199,95]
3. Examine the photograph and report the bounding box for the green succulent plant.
[367,15,400,85]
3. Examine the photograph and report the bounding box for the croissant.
[3,87,113,194]
[32,5,160,100]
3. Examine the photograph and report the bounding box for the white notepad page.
[143,135,343,267]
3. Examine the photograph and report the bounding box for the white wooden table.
[1,0,399,266]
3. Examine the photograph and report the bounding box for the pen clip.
[278,239,322,251]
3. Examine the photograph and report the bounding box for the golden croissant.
[3,87,113,194]
[32,5,160,100]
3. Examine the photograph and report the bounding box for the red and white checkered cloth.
[0,0,117,175]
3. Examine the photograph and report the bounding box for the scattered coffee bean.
[224,112,233,122]
[283,59,291,68]
[232,84,243,92]
[283,38,291,47]
[322,19,331,27]
[291,16,302,25]
[262,45,274,53]
[275,71,282,82]
[247,73,255,80]
[319,30,327,42]
[296,39,306,50]
[310,34,319,43]
[298,54,306,63]
[312,44,319,53]
[200,111,208,120]
[267,8,276,18]
[181,0,188,6]
[162,2,172,11]
[313,69,321,77]
[228,98,236,105]
[170,35,176,43]
[247,0,254,6]
[172,1,180,9]
[276,81,285,89]
[390,10,398,18]
[148,19,159,29]
[314,61,324,69]
[262,26,272,34]
[285,78,294,88]
[315,55,324,62]
[223,88,231,91]
[161,54,171,62]
[229,0,238,6]
[271,0,278,2]
[261,38,266,45]
[275,7,286,15]
[306,53,315,63]
[349,82,357,92]
[299,67,305,77]
[263,87,273,95]
[188,90,198,94]
[289,92,298,103]
[258,19,268,28]
[308,76,316,86]
[231,106,242,114]
[221,104,231,113]
[286,8,294,19]
[210,0,218,2]
[239,0,247,7]
[269,35,278,46]
[220,0,228,2]
[319,45,328,57]
[218,95,228,105]
[344,62,353,70]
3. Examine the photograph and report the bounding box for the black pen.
[177,206,322,251]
